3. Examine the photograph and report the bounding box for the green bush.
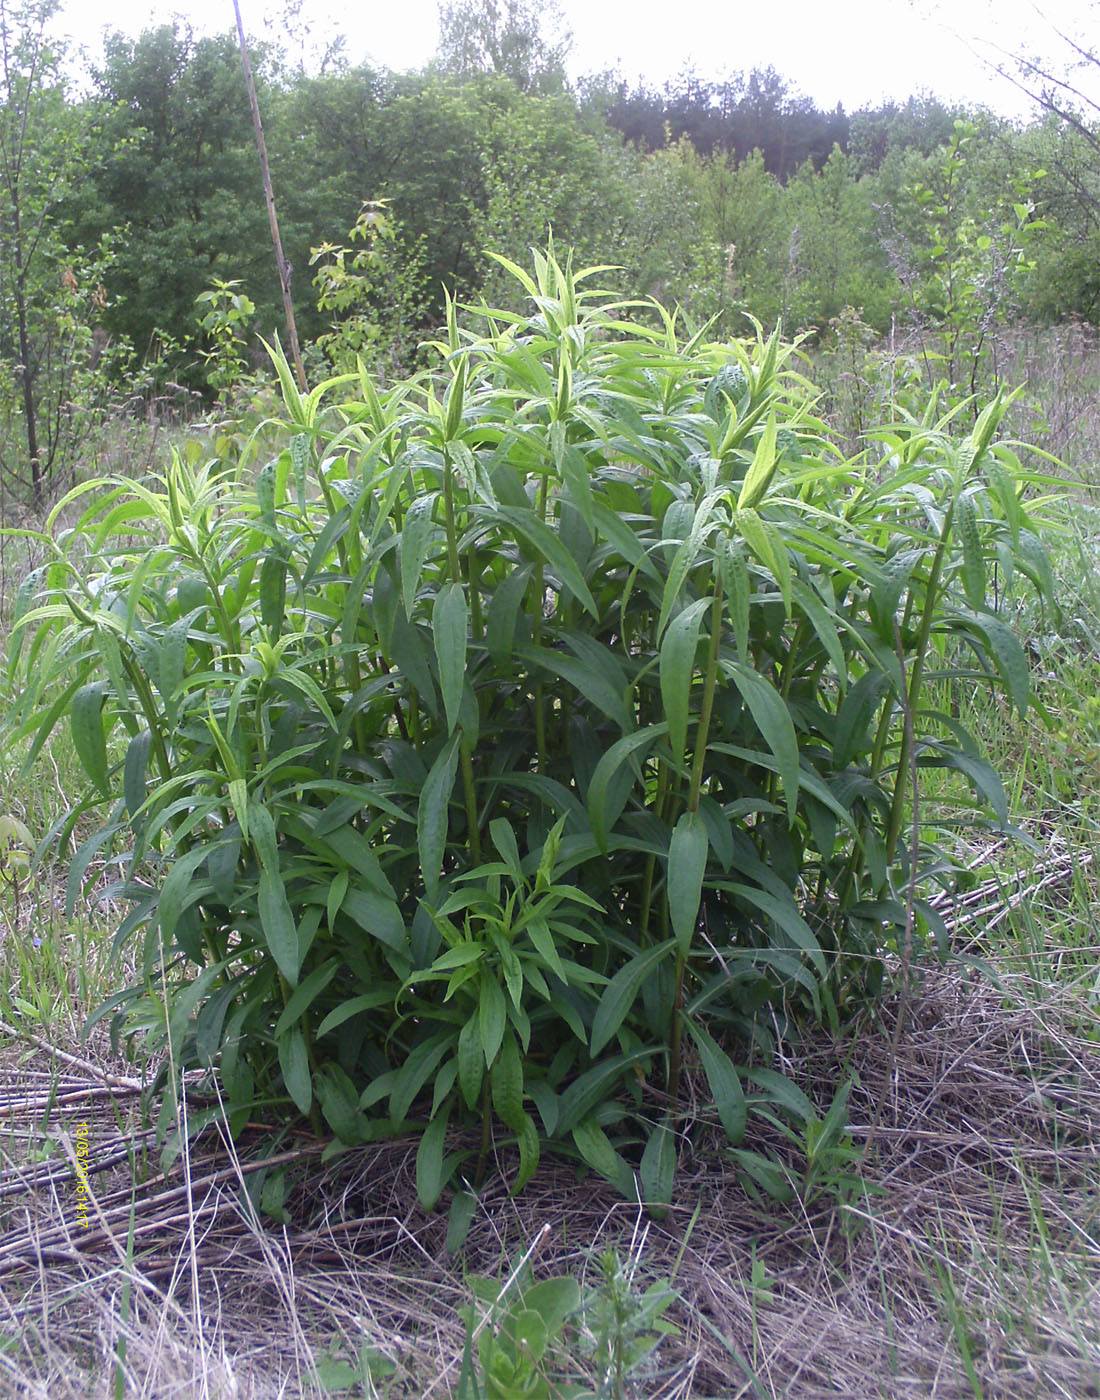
[3,249,1055,1221]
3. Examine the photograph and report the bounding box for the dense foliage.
[6,254,1054,1222]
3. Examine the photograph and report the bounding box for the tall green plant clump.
[4,251,1054,1216]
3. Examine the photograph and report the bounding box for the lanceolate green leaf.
[737,413,779,510]
[258,867,302,985]
[278,1027,312,1116]
[401,491,440,617]
[416,1102,452,1211]
[684,1016,746,1145]
[418,732,461,903]
[954,491,986,608]
[586,723,667,852]
[659,597,712,759]
[718,659,800,822]
[639,1116,676,1217]
[668,809,708,953]
[953,611,1030,716]
[572,1117,634,1197]
[491,1031,525,1131]
[70,680,110,796]
[274,960,339,1039]
[490,505,598,617]
[432,582,468,734]
[590,940,676,1057]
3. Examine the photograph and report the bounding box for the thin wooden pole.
[231,0,308,392]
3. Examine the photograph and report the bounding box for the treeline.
[3,0,1100,500]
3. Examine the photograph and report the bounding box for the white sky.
[56,0,1100,120]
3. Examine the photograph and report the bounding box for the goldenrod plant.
[3,247,1056,1234]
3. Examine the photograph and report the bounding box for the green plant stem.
[460,739,481,867]
[310,450,369,754]
[883,500,955,875]
[442,446,462,585]
[531,469,551,773]
[118,649,173,786]
[687,580,724,813]
[640,760,672,940]
[668,957,687,1102]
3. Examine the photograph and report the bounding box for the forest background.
[3,0,1100,511]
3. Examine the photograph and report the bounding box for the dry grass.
[0,954,1096,1399]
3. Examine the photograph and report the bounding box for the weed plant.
[2,249,1057,1229]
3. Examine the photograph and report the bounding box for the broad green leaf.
[684,1016,746,1145]
[447,1189,478,1254]
[258,867,302,984]
[400,492,440,617]
[491,505,598,617]
[384,1031,454,1124]
[158,614,191,710]
[157,847,211,947]
[123,729,152,821]
[517,643,630,732]
[639,1116,676,1218]
[955,492,986,608]
[416,1103,451,1211]
[668,809,708,953]
[443,357,467,441]
[735,508,791,615]
[586,723,665,852]
[790,576,846,682]
[478,975,507,1069]
[522,1276,582,1333]
[417,733,461,903]
[718,659,800,823]
[274,960,339,1039]
[558,441,595,533]
[340,890,405,957]
[491,1031,525,1131]
[485,564,531,665]
[590,939,676,1057]
[954,612,1030,717]
[433,583,468,735]
[513,1111,541,1195]
[571,1118,633,1197]
[834,669,893,767]
[917,744,1007,826]
[458,1014,483,1108]
[743,1066,815,1124]
[720,880,827,977]
[70,681,109,796]
[326,869,349,934]
[314,990,392,1037]
[659,596,712,758]
[278,1027,312,1116]
[387,608,438,712]
[556,1049,658,1135]
[259,553,287,636]
[194,982,239,1067]
[729,1148,795,1202]
[248,800,280,872]
[721,538,751,662]
[314,1064,364,1142]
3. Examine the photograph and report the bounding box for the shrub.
[3,249,1055,1223]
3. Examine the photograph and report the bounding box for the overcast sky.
[56,0,1100,119]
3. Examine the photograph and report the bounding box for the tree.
[436,0,571,94]
[0,0,111,506]
[67,24,277,390]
